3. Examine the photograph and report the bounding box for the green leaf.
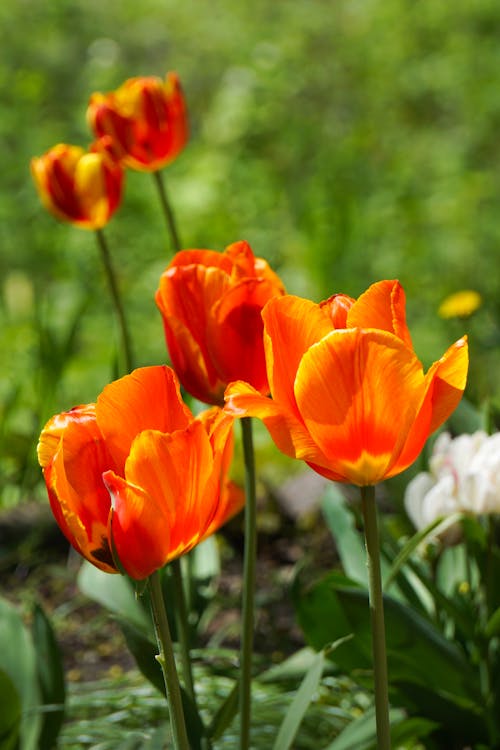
[272,649,325,750]
[77,561,151,634]
[383,513,463,590]
[294,571,483,715]
[0,667,21,750]
[190,536,220,582]
[323,706,406,750]
[0,596,41,750]
[293,571,371,673]
[32,602,66,750]
[259,647,329,683]
[321,486,369,585]
[119,619,208,750]
[118,618,165,696]
[485,606,500,638]
[206,680,238,742]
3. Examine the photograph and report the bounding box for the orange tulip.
[155,240,286,406]
[31,141,124,230]
[225,280,469,486]
[87,72,188,172]
[37,366,243,580]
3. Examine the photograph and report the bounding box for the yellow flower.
[438,290,482,319]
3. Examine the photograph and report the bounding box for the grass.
[58,666,363,749]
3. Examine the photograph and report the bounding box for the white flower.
[405,431,500,536]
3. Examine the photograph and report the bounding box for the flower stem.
[95,229,134,374]
[239,417,257,750]
[361,485,391,750]
[152,170,182,253]
[171,557,196,704]
[149,570,189,750]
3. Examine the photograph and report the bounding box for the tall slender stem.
[239,417,257,750]
[171,557,196,704]
[361,485,391,750]
[95,229,134,373]
[149,570,190,750]
[152,170,182,253]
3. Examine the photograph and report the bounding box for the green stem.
[95,229,134,373]
[239,417,257,750]
[171,557,196,704]
[152,170,182,253]
[149,570,190,750]
[361,485,391,750]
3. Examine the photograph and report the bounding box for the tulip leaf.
[321,486,368,586]
[206,679,238,742]
[383,512,463,590]
[0,667,21,750]
[0,595,41,750]
[485,606,500,638]
[77,561,151,635]
[272,649,325,750]
[118,618,165,696]
[119,618,208,750]
[323,707,437,750]
[292,570,371,673]
[259,647,331,683]
[294,571,483,717]
[323,706,405,750]
[32,602,66,750]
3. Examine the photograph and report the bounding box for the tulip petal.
[347,280,413,348]
[428,337,469,432]
[156,264,231,403]
[208,279,278,393]
[123,423,216,562]
[224,380,327,463]
[104,471,171,580]
[47,416,116,572]
[390,337,469,476]
[196,408,244,532]
[262,295,333,418]
[96,366,192,471]
[295,329,425,485]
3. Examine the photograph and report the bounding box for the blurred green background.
[2,0,500,507]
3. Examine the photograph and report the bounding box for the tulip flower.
[87,72,188,172]
[156,240,286,405]
[31,141,123,230]
[37,366,243,580]
[225,279,469,487]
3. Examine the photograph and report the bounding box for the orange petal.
[320,294,356,328]
[197,407,235,478]
[294,329,425,485]
[225,240,258,279]
[390,337,468,476]
[208,278,277,393]
[167,248,234,274]
[224,380,326,463]
[104,471,171,580]
[204,479,245,538]
[428,336,468,432]
[37,404,95,468]
[123,423,216,562]
[96,366,192,471]
[156,264,230,403]
[262,295,333,418]
[47,415,116,572]
[347,280,413,348]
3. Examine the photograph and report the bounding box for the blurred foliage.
[2,0,500,505]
